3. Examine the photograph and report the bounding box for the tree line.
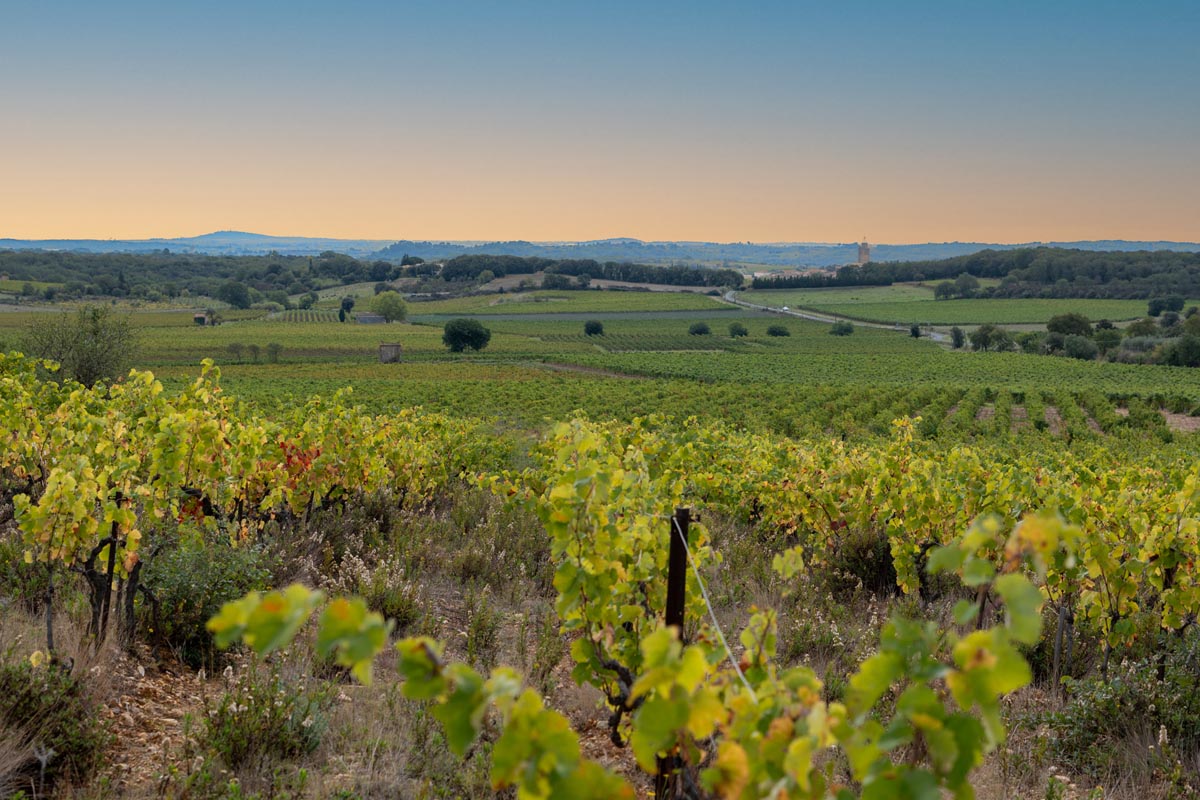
[0,250,403,302]
[752,247,1200,299]
[440,254,742,287]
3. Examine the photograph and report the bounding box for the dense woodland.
[0,250,398,302]
[440,254,742,286]
[753,247,1200,298]
[0,250,741,305]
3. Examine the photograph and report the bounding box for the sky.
[2,1,1198,244]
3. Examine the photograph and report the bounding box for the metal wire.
[673,516,758,702]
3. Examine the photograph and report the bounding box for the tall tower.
[857,238,871,265]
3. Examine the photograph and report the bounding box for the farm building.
[379,343,403,363]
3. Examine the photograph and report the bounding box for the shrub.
[140,536,274,670]
[199,663,335,771]
[950,326,965,349]
[766,325,791,337]
[22,305,139,387]
[830,321,854,336]
[909,323,921,338]
[583,320,604,336]
[688,322,711,335]
[0,657,110,794]
[728,322,749,338]
[1035,650,1200,779]
[442,318,491,352]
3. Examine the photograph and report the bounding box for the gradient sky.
[2,1,1198,243]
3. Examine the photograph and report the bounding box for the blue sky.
[2,1,1197,242]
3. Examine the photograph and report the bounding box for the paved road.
[722,291,948,343]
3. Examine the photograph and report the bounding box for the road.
[721,291,949,343]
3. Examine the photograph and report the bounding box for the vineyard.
[738,286,1157,325]
[2,354,1199,798]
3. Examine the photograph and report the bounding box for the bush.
[830,321,854,336]
[22,306,139,387]
[198,663,335,771]
[1036,650,1200,779]
[766,325,790,337]
[688,322,711,335]
[140,536,274,670]
[728,322,749,337]
[442,318,491,352]
[950,326,965,349]
[583,320,604,336]
[0,657,110,794]
[909,323,921,338]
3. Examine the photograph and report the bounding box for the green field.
[739,285,1156,324]
[408,289,731,315]
[7,298,1200,443]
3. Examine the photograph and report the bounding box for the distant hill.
[2,232,1198,267]
[0,231,391,259]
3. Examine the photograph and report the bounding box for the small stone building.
[379,343,403,363]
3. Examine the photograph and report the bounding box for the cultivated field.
[740,284,1157,324]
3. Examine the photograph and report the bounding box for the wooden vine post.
[655,506,691,799]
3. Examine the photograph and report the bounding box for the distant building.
[379,343,403,363]
[857,239,871,265]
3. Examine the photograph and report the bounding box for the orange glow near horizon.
[4,138,1199,245]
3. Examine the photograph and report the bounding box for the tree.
[477,270,496,284]
[934,282,956,300]
[950,326,965,349]
[830,321,854,336]
[1046,313,1093,337]
[340,296,356,313]
[688,322,711,335]
[1163,334,1200,367]
[369,291,408,323]
[1093,328,1121,354]
[266,343,283,363]
[584,320,604,336]
[22,306,139,387]
[1125,317,1159,337]
[443,318,491,352]
[969,324,1014,352]
[909,323,921,338]
[216,280,252,309]
[338,308,346,323]
[1147,296,1184,317]
[766,324,791,337]
[728,322,749,338]
[227,342,245,362]
[953,273,980,298]
[1062,334,1099,361]
[298,292,318,310]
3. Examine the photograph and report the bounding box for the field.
[739,284,1157,324]
[5,288,1200,799]
[407,288,732,315]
